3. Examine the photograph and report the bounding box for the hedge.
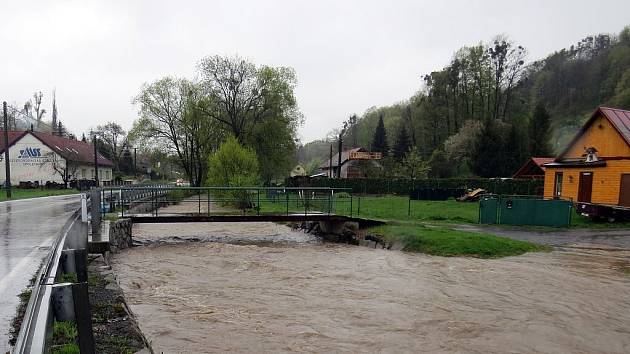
[285,177,544,196]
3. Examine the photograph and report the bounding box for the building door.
[619,174,630,207]
[578,172,593,203]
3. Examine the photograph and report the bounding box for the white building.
[0,131,114,186]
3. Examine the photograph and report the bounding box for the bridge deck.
[127,213,384,228]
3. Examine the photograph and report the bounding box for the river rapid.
[112,222,630,354]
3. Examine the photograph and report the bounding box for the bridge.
[95,186,384,229]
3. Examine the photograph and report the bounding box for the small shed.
[513,157,554,179]
[290,165,307,177]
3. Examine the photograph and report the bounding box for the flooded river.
[112,222,630,354]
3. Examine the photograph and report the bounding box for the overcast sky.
[1,0,629,142]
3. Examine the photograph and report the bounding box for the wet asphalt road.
[0,194,80,352]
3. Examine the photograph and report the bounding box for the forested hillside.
[299,26,630,178]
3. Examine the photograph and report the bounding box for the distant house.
[0,131,114,185]
[320,147,382,178]
[543,107,630,206]
[513,157,554,179]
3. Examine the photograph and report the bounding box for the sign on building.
[348,151,382,160]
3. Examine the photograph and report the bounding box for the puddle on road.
[112,222,630,354]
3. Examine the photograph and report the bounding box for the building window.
[554,172,563,198]
[91,169,94,179]
[81,169,86,179]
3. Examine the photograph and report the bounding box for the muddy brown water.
[112,222,630,354]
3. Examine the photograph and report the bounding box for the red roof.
[0,131,28,152]
[531,157,554,168]
[556,107,630,161]
[513,157,554,179]
[0,131,114,167]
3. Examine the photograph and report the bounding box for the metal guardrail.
[98,186,354,218]
[13,195,94,353]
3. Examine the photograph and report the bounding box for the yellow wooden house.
[543,107,630,207]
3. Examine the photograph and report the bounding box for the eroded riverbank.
[112,222,630,354]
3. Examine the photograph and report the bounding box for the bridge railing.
[97,186,354,218]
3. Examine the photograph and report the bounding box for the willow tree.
[198,55,302,183]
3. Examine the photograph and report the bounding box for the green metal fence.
[479,195,573,227]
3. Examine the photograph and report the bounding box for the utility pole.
[3,102,12,199]
[328,144,333,178]
[133,147,137,175]
[337,137,343,178]
[92,132,99,187]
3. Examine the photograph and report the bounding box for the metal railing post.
[257,189,260,216]
[286,190,289,215]
[207,188,211,216]
[358,196,361,216]
[198,191,201,215]
[304,189,307,216]
[350,195,353,217]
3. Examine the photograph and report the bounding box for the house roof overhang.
[544,160,607,168]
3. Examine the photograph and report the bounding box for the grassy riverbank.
[0,188,77,202]
[370,224,549,258]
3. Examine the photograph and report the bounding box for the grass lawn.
[0,188,77,202]
[256,194,479,223]
[370,224,549,258]
[222,192,630,229]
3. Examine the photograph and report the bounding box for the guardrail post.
[74,248,87,283]
[51,284,75,321]
[72,282,95,354]
[89,189,101,235]
[81,194,88,222]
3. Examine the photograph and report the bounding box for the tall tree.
[132,77,221,186]
[95,122,129,172]
[51,90,58,131]
[392,124,411,161]
[197,55,302,181]
[470,120,507,177]
[371,115,389,156]
[529,103,552,156]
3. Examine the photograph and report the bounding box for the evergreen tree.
[529,103,552,156]
[504,124,528,174]
[371,115,389,156]
[393,124,412,160]
[471,120,507,177]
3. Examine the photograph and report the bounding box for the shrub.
[207,136,260,209]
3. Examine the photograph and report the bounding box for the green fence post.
[304,189,307,216]
[350,195,353,217]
